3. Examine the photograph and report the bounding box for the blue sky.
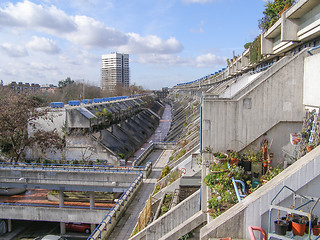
[0,0,266,90]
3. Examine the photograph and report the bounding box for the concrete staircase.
[202,49,310,161]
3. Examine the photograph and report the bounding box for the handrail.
[0,161,153,174]
[0,202,111,210]
[227,163,246,203]
[87,172,143,240]
[232,177,242,203]
[307,45,320,55]
[248,226,267,240]
[234,180,246,198]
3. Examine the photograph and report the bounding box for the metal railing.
[88,172,143,240]
[0,161,154,175]
[0,202,111,211]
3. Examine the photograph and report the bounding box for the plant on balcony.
[258,0,296,32]
[204,163,243,218]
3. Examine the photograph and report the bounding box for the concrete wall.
[0,205,107,224]
[0,168,139,192]
[66,108,91,130]
[242,121,302,166]
[129,189,201,240]
[202,50,307,154]
[200,145,320,239]
[28,108,65,137]
[303,50,320,107]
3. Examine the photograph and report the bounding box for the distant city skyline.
[0,0,266,90]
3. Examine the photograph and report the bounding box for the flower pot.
[282,216,292,231]
[292,220,306,236]
[229,157,239,165]
[306,145,314,152]
[252,161,262,176]
[305,216,318,234]
[274,220,289,235]
[240,160,251,171]
[313,224,320,236]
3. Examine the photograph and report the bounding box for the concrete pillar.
[7,219,12,232]
[201,164,207,213]
[281,14,299,41]
[59,190,66,235]
[60,222,66,235]
[89,191,95,209]
[91,224,96,233]
[59,190,64,207]
[261,34,274,55]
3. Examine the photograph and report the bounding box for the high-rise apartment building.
[101,53,129,93]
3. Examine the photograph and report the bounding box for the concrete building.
[101,52,129,93]
[7,81,40,93]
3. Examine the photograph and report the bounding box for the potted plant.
[274,219,289,235]
[229,151,240,165]
[251,151,262,176]
[313,224,320,236]
[306,143,314,152]
[214,151,228,164]
[292,215,307,236]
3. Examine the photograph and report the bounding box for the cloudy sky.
[0,0,266,90]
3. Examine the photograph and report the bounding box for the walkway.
[108,149,172,240]
[128,104,172,165]
[108,104,173,240]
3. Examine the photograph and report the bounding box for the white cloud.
[138,53,226,68]
[29,62,58,71]
[0,1,183,54]
[118,33,183,54]
[27,36,60,54]
[0,0,76,34]
[0,43,28,57]
[66,15,128,48]
[195,53,226,67]
[137,54,188,66]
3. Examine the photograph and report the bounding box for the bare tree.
[0,94,63,162]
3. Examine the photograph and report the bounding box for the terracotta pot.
[292,220,306,236]
[230,157,239,165]
[306,145,314,152]
[313,224,320,236]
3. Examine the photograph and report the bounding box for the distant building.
[101,53,129,93]
[7,81,40,93]
[41,84,58,93]
[154,87,169,99]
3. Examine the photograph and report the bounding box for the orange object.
[313,224,320,236]
[292,221,306,236]
[248,226,267,240]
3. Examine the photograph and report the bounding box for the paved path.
[127,104,172,165]
[108,149,173,240]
